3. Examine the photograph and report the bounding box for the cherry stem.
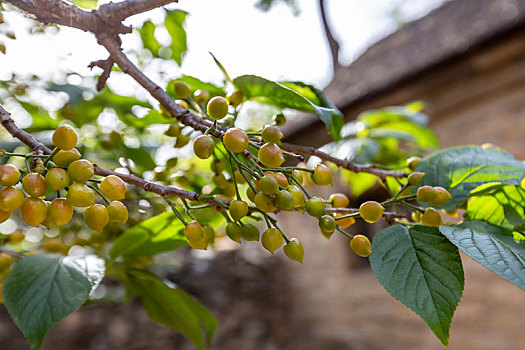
[228,155,242,201]
[334,212,361,221]
[221,208,233,223]
[382,194,417,207]
[290,176,312,199]
[180,198,197,221]
[165,197,188,226]
[43,147,59,167]
[254,208,289,243]
[400,200,425,213]
[24,156,31,172]
[86,183,110,205]
[391,182,410,201]
[336,226,354,240]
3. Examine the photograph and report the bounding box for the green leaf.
[209,52,232,83]
[167,75,225,98]
[465,185,525,229]
[140,20,162,56]
[165,10,188,66]
[415,146,525,210]
[121,109,172,129]
[370,225,464,346]
[371,121,439,149]
[440,221,525,290]
[3,254,105,350]
[358,105,429,127]
[48,83,86,105]
[19,101,60,132]
[341,170,379,198]
[233,75,341,139]
[126,269,216,350]
[122,146,156,172]
[110,212,187,259]
[172,283,218,344]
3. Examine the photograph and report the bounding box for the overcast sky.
[0,0,445,91]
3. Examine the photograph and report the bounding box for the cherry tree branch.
[0,104,224,208]
[4,0,409,180]
[324,207,407,220]
[0,105,51,155]
[6,0,178,34]
[0,103,410,223]
[281,142,408,179]
[97,0,179,23]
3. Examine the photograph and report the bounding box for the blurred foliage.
[321,102,438,198]
[255,0,300,15]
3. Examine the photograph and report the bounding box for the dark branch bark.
[7,0,99,32]
[97,0,178,23]
[319,0,340,72]
[6,0,178,35]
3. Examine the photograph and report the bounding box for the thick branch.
[5,0,177,35]
[7,0,99,32]
[98,0,178,23]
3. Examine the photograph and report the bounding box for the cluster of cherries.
[0,125,128,236]
[164,81,383,262]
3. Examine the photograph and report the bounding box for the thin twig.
[88,57,115,91]
[0,248,25,259]
[280,142,409,179]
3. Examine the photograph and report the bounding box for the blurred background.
[2,0,525,349]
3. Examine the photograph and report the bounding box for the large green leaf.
[415,146,525,210]
[165,10,188,66]
[126,269,216,350]
[440,221,525,290]
[110,212,187,259]
[370,225,464,346]
[3,254,105,350]
[233,75,342,139]
[465,185,525,229]
[140,20,161,57]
